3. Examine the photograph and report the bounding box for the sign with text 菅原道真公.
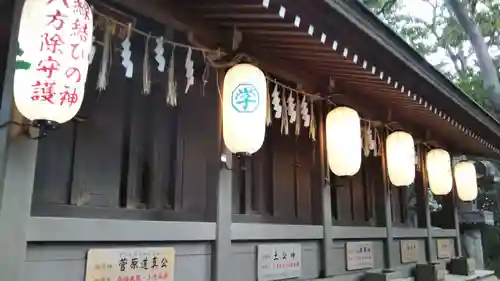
[84,247,175,281]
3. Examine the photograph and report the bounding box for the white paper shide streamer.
[120,24,133,78]
[301,95,310,127]
[362,124,380,157]
[154,36,166,72]
[185,47,194,94]
[271,84,282,119]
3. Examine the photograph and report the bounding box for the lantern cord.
[90,9,350,107]
[94,36,408,138]
[92,8,222,55]
[265,77,326,103]
[93,8,323,100]
[91,7,427,141]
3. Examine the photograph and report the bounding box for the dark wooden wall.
[231,116,322,224]
[31,7,220,221]
[30,1,412,226]
[331,156,379,226]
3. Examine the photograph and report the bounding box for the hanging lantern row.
[12,0,478,201]
[222,63,478,202]
[13,0,495,158]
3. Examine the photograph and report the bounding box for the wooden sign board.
[257,244,302,281]
[400,240,419,263]
[85,247,175,281]
[436,239,453,259]
[346,241,374,271]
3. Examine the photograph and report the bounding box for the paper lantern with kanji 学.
[222,63,267,155]
[14,0,93,124]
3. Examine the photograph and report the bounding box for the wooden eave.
[176,0,500,158]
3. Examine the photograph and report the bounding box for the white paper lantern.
[14,0,93,124]
[426,149,453,195]
[386,131,415,186]
[454,161,478,201]
[326,106,362,176]
[222,64,267,154]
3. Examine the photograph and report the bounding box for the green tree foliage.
[360,0,500,109]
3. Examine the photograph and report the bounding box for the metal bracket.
[220,147,233,170]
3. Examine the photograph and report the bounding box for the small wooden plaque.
[85,247,175,281]
[400,240,419,263]
[346,241,374,271]
[436,239,453,259]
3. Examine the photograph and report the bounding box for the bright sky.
[398,0,452,71]
[401,0,434,22]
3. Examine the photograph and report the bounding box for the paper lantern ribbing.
[14,0,93,124]
[386,131,415,187]
[222,64,267,155]
[426,149,453,195]
[326,106,362,176]
[454,161,478,201]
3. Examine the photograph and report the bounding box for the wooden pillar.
[451,179,463,257]
[318,102,334,277]
[452,183,462,257]
[0,1,38,281]
[451,156,463,258]
[213,153,232,281]
[213,69,232,281]
[380,129,394,269]
[0,137,38,281]
[416,145,435,262]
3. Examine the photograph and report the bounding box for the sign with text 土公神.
[257,243,302,281]
[346,241,374,270]
[85,247,175,281]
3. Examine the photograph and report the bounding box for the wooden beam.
[111,0,319,91]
